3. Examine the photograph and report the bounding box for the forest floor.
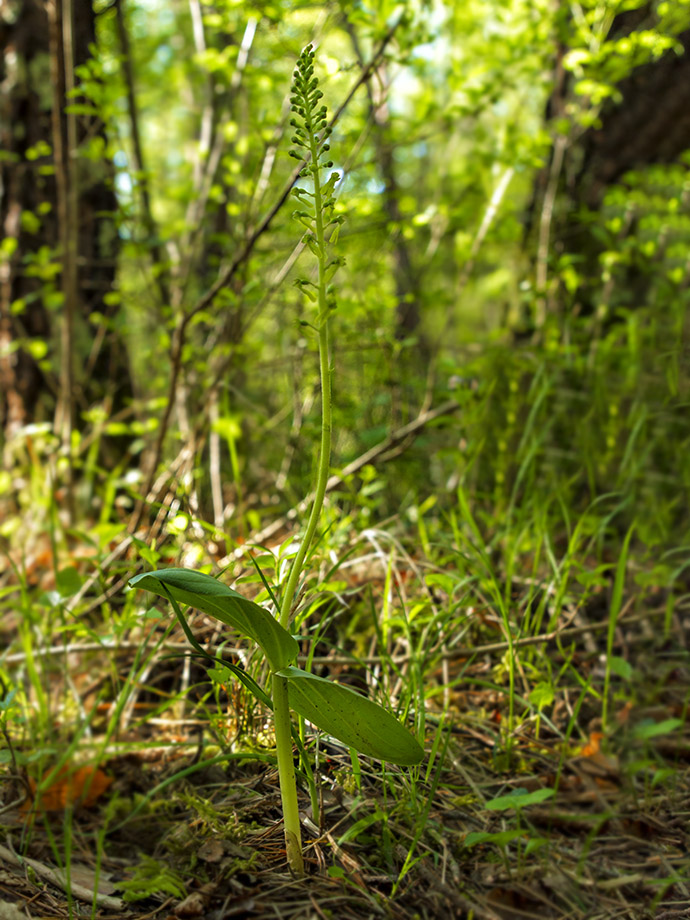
[1,521,689,920]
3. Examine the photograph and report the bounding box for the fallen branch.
[230,398,461,557]
[0,843,124,912]
[8,591,670,669]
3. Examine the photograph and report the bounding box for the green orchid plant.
[128,45,423,877]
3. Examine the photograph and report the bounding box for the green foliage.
[484,787,555,811]
[3,0,690,904]
[5,0,686,538]
[129,567,422,764]
[129,568,298,672]
[276,666,423,765]
[128,43,422,877]
[118,856,186,903]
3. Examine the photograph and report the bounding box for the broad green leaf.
[0,688,17,711]
[56,566,83,596]
[207,665,233,684]
[528,681,555,710]
[464,829,525,848]
[276,666,424,766]
[485,787,555,811]
[524,837,549,855]
[608,655,633,681]
[632,718,683,740]
[129,568,298,672]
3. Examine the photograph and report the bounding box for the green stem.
[272,107,333,877]
[279,133,332,630]
[272,672,304,875]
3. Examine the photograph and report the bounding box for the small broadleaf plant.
[128,45,423,877]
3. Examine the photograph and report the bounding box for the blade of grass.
[602,522,635,731]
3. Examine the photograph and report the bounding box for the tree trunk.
[0,0,130,450]
[345,19,426,352]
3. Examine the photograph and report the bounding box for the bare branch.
[129,20,402,533]
[228,398,461,556]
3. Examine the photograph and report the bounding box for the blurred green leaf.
[632,718,683,740]
[485,787,555,810]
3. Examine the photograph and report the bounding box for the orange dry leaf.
[581,731,603,757]
[21,766,112,816]
[616,701,633,724]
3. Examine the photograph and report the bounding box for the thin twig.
[178,16,259,298]
[3,605,667,668]
[188,0,214,193]
[345,16,422,344]
[212,398,461,558]
[129,20,402,535]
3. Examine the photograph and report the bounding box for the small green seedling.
[129,45,423,877]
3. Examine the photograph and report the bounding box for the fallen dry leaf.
[581,731,603,756]
[21,765,112,816]
[173,892,206,918]
[197,838,224,863]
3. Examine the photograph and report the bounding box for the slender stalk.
[271,46,339,876]
[271,193,329,872]
[278,149,331,630]
[272,672,304,875]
